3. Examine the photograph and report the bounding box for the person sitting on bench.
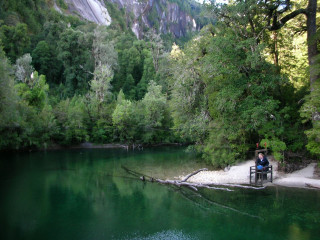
[256,153,269,171]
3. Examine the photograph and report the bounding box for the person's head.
[258,153,264,159]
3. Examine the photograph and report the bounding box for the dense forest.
[0,0,319,167]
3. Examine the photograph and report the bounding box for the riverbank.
[183,159,320,189]
[34,142,185,151]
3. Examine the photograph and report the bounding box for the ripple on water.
[120,230,200,240]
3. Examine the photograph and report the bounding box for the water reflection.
[0,148,320,240]
[288,224,311,240]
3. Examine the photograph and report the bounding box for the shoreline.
[183,159,320,190]
[0,142,186,152]
[3,144,319,189]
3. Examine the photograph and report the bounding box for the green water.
[0,147,319,240]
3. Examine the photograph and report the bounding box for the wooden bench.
[249,148,273,186]
[250,165,273,186]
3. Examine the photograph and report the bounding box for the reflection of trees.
[2,149,320,239]
[199,185,320,236]
[122,148,210,179]
[38,154,196,236]
[2,171,50,236]
[288,224,311,240]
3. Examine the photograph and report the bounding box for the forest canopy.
[0,0,319,166]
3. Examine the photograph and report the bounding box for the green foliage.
[0,45,19,131]
[0,23,30,62]
[104,1,128,31]
[57,28,93,95]
[56,0,68,10]
[202,125,238,168]
[91,117,114,143]
[300,82,320,156]
[0,0,315,166]
[31,41,51,72]
[261,138,287,162]
[31,40,58,82]
[166,0,310,167]
[15,71,49,110]
[112,90,137,143]
[112,38,157,100]
[90,65,113,104]
[137,55,156,99]
[139,81,168,143]
[54,95,89,144]
[0,46,57,149]
[169,36,210,145]
[14,53,34,83]
[111,82,174,144]
[1,0,47,33]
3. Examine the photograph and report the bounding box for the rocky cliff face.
[63,0,112,26]
[60,0,200,39]
[110,0,198,38]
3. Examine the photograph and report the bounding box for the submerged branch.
[178,187,264,220]
[121,165,231,191]
[121,166,265,220]
[198,191,264,220]
[121,166,264,191]
[305,183,320,189]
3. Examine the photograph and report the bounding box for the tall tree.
[210,0,318,89]
[262,0,318,91]
[90,26,118,110]
[169,39,210,145]
[145,29,164,72]
[258,0,319,155]
[112,90,136,142]
[57,28,93,95]
[14,53,34,84]
[0,23,30,62]
[140,81,168,143]
[0,46,19,133]
[208,0,319,158]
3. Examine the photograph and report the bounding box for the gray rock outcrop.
[60,0,199,39]
[110,0,198,38]
[64,0,111,26]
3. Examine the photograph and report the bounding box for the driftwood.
[155,178,233,191]
[305,183,320,189]
[121,166,265,220]
[182,168,208,182]
[121,166,265,191]
[122,166,230,191]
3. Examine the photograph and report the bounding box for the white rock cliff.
[60,0,198,39]
[63,0,111,26]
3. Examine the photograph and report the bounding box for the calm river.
[0,147,319,240]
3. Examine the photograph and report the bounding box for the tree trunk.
[273,31,280,72]
[267,0,318,88]
[267,0,319,121]
[306,0,320,123]
[306,0,318,92]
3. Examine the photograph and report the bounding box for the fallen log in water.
[305,183,320,189]
[155,178,233,191]
[121,166,265,191]
[121,165,264,219]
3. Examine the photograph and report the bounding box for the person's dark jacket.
[256,156,269,167]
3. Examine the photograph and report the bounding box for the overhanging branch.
[268,8,307,31]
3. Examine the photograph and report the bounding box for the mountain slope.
[57,0,203,38]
